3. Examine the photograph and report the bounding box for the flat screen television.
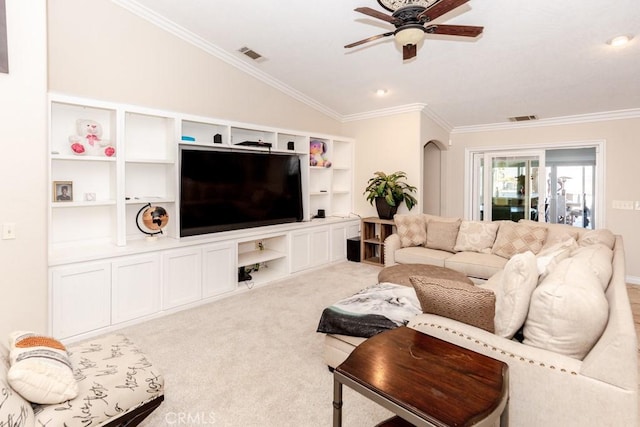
[179,147,304,236]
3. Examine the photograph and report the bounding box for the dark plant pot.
[375,197,398,220]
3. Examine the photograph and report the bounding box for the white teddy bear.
[69,119,115,157]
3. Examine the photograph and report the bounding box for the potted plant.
[364,171,417,219]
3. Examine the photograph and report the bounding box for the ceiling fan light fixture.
[395,26,425,46]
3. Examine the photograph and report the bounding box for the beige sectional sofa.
[323,214,638,426]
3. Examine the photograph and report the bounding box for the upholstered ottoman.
[1,333,164,427]
[378,263,474,287]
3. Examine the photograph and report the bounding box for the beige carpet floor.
[117,261,393,426]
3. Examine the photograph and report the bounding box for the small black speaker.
[287,141,295,150]
[317,209,325,218]
[213,134,222,144]
[347,237,361,262]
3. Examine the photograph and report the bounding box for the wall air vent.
[238,46,263,61]
[509,115,538,122]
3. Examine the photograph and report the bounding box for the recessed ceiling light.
[607,35,632,47]
[376,89,388,96]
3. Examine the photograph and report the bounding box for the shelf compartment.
[125,112,175,162]
[50,101,116,157]
[182,119,229,145]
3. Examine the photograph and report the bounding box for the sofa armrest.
[384,234,401,267]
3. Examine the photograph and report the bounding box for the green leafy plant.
[364,171,417,210]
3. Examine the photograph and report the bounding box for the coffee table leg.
[333,375,343,427]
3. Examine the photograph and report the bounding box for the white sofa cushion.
[0,342,35,425]
[395,246,452,267]
[489,251,539,339]
[394,213,426,247]
[524,256,608,360]
[453,220,499,253]
[491,221,548,259]
[444,251,508,280]
[7,331,78,404]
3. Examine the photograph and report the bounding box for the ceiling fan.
[345,0,483,60]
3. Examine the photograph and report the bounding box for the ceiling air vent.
[509,115,538,122]
[238,46,263,61]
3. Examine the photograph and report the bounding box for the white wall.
[0,1,48,339]
[343,112,422,218]
[449,118,640,278]
[47,0,342,135]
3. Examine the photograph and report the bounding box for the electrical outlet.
[2,223,16,240]
[612,200,634,210]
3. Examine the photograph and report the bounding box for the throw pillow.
[535,238,578,279]
[578,229,615,250]
[570,243,613,290]
[393,213,426,247]
[491,221,548,259]
[425,219,461,252]
[493,251,539,339]
[7,331,78,404]
[410,276,496,333]
[523,257,608,360]
[453,220,499,253]
[519,219,580,250]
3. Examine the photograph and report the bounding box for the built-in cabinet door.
[290,226,330,272]
[111,254,160,324]
[202,242,236,298]
[310,227,330,267]
[162,247,202,309]
[290,230,311,273]
[51,262,111,339]
[330,224,347,262]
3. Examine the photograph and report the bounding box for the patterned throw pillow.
[453,220,500,253]
[425,219,461,252]
[394,214,426,247]
[410,276,496,332]
[491,221,548,259]
[7,331,78,404]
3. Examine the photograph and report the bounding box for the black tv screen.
[180,147,303,236]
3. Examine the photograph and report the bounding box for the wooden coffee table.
[333,326,508,427]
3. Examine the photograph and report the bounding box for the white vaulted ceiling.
[113,0,640,129]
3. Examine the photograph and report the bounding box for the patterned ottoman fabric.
[33,334,164,427]
[378,263,473,287]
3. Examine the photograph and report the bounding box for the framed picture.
[53,181,73,202]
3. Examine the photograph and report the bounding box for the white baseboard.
[626,276,640,285]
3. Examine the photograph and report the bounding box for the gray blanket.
[316,282,422,338]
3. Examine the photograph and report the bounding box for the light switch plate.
[2,223,16,240]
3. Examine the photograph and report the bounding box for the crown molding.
[341,103,430,122]
[110,0,342,121]
[451,108,640,134]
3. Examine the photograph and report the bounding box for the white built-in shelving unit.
[48,93,359,342]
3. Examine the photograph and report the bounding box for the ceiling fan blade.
[403,44,417,60]
[427,24,483,37]
[354,7,399,24]
[344,32,394,49]
[419,0,469,22]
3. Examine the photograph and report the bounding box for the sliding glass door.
[470,146,599,229]
[472,151,545,222]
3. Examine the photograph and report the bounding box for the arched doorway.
[423,141,441,215]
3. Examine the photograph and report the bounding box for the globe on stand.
[136,203,169,242]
